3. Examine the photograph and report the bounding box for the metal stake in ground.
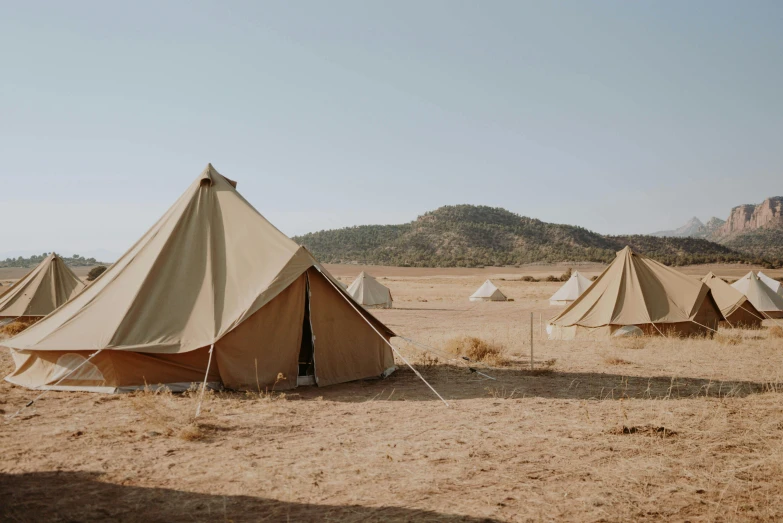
[530,311,534,371]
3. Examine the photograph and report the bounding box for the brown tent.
[0,254,85,321]
[3,165,395,393]
[701,272,763,328]
[548,247,721,339]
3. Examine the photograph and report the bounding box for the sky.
[1,1,782,261]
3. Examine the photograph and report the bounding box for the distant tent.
[731,272,783,319]
[3,164,395,393]
[549,247,721,339]
[0,254,85,320]
[702,272,763,328]
[346,272,393,309]
[469,280,507,302]
[549,271,592,306]
[757,271,783,297]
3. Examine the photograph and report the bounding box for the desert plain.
[1,263,783,522]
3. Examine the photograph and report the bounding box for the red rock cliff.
[717,197,783,236]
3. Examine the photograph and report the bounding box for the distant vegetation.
[0,253,106,269]
[723,228,783,261]
[295,205,782,268]
[86,265,108,281]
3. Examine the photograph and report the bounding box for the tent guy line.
[317,265,451,407]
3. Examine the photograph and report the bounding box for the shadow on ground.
[283,365,779,403]
[0,471,500,523]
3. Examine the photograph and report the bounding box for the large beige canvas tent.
[702,272,763,328]
[549,270,592,306]
[347,272,393,309]
[548,247,721,339]
[3,165,395,393]
[469,280,507,302]
[0,253,85,323]
[757,271,783,297]
[731,272,783,319]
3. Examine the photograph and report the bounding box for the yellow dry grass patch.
[443,335,508,365]
[0,318,40,337]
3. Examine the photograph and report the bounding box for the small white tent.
[346,272,393,309]
[549,271,592,306]
[469,280,508,302]
[731,272,783,319]
[757,271,783,297]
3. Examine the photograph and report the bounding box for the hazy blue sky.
[2,1,781,260]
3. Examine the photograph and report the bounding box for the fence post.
[530,311,534,371]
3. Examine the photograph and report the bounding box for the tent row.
[547,248,783,339]
[2,167,781,393]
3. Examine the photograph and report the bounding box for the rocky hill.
[716,197,783,238]
[295,205,771,268]
[656,197,783,259]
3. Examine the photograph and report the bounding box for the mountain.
[714,197,783,238]
[652,217,707,238]
[709,197,783,259]
[652,216,726,239]
[294,205,767,268]
[649,197,783,260]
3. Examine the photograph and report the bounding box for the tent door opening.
[297,274,316,386]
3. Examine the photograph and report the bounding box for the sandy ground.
[1,266,783,522]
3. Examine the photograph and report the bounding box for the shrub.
[544,275,559,282]
[444,336,504,364]
[0,318,40,337]
[520,276,538,282]
[559,268,572,282]
[86,265,108,281]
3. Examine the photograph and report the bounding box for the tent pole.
[195,343,215,418]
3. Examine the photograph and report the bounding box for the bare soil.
[2,265,783,522]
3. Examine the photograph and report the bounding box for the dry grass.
[611,337,647,350]
[443,335,506,365]
[716,332,743,346]
[0,318,40,336]
[603,356,632,365]
[770,326,783,339]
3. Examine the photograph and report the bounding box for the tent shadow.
[0,471,501,523]
[287,365,778,403]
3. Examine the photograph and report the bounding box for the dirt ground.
[2,265,783,522]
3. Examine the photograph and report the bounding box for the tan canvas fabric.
[758,271,783,296]
[308,269,395,387]
[3,164,395,392]
[470,280,507,301]
[731,272,783,319]
[702,272,763,327]
[215,274,306,391]
[550,247,720,335]
[549,271,592,305]
[346,272,393,309]
[6,346,219,390]
[0,254,85,318]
